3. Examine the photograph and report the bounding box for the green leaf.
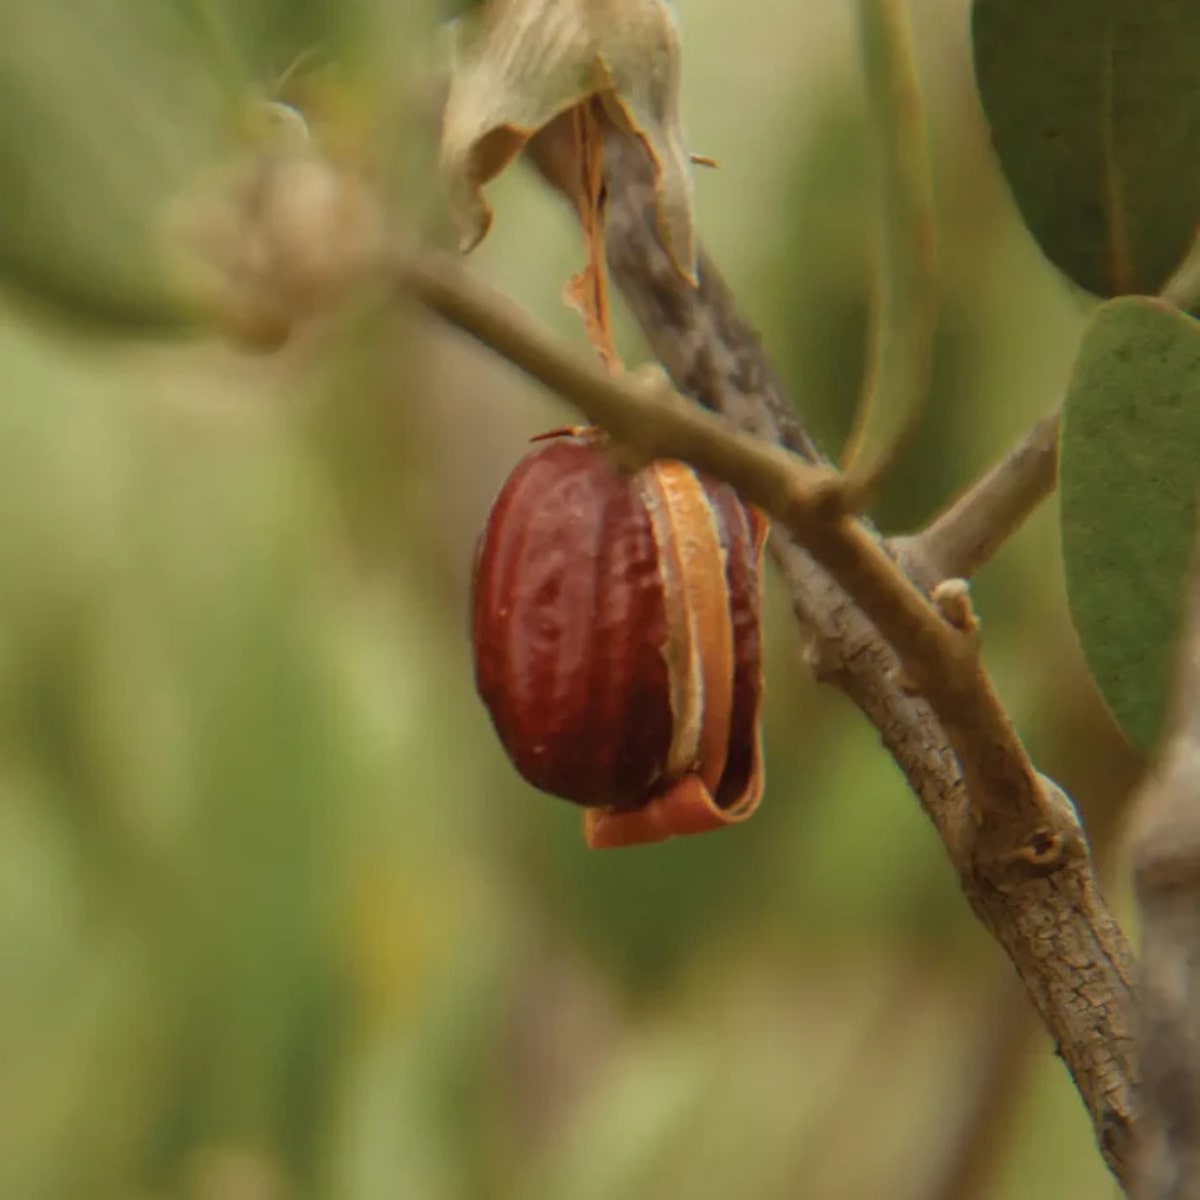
[1060,297,1200,751]
[972,0,1200,298]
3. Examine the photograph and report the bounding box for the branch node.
[931,578,980,643]
[974,776,1089,890]
[628,360,675,398]
[1004,828,1069,871]
[809,474,850,521]
[889,533,940,593]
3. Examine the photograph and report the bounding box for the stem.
[841,0,938,508]
[892,410,1061,589]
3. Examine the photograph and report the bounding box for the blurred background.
[0,2,1141,1197]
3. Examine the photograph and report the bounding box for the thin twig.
[1130,559,1200,1199]
[841,0,938,507]
[892,410,1061,590]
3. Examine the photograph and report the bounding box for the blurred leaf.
[972,0,1200,297]
[525,1028,709,1200]
[0,0,432,335]
[172,0,393,81]
[0,3,224,332]
[1060,297,1200,751]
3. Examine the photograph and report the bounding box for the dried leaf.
[440,0,697,283]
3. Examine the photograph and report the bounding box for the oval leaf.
[972,0,1200,297]
[1060,297,1200,751]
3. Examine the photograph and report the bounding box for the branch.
[398,214,1137,1183]
[842,0,938,504]
[892,409,1061,590]
[523,125,1138,1185]
[1130,561,1200,1199]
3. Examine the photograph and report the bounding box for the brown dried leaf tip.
[440,0,698,363]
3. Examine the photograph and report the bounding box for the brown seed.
[471,428,768,848]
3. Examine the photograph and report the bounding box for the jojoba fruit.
[471,428,767,849]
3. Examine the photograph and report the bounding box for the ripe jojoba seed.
[471,427,767,849]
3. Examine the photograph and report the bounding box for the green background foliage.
[0,3,1144,1198]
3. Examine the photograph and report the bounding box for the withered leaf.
[440,0,697,284]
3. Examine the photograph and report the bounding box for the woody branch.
[397,154,1138,1178]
